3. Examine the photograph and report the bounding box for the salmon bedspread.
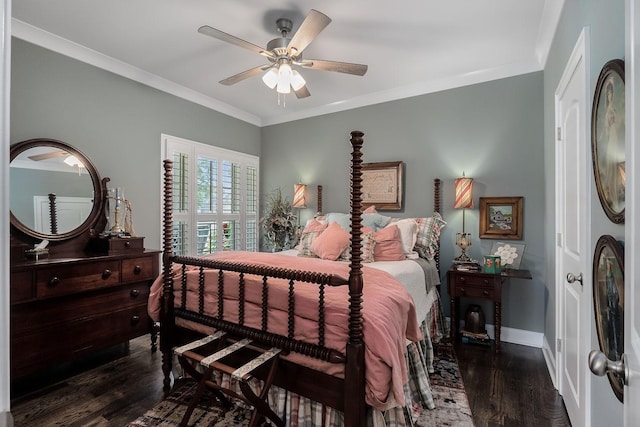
[148,251,422,411]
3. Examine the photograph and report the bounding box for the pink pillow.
[303,218,328,233]
[310,222,350,261]
[373,225,405,261]
[363,205,378,214]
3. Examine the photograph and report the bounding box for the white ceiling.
[11,0,563,127]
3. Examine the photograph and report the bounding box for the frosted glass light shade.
[277,63,292,94]
[291,70,306,91]
[262,68,279,89]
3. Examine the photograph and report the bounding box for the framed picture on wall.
[591,59,625,224]
[361,161,403,211]
[592,235,624,402]
[478,196,523,240]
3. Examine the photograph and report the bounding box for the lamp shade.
[454,177,474,209]
[293,183,307,208]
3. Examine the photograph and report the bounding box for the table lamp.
[454,174,474,262]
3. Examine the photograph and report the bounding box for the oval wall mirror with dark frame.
[10,138,105,244]
[592,234,625,402]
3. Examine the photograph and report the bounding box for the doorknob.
[588,350,629,385]
[566,272,583,285]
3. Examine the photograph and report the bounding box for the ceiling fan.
[28,151,69,161]
[198,9,368,99]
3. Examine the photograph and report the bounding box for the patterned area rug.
[416,341,475,426]
[128,342,474,427]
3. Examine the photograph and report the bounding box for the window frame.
[161,134,259,256]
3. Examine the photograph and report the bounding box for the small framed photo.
[479,197,523,240]
[490,241,526,270]
[361,161,404,211]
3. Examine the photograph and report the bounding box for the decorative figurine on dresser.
[9,138,160,384]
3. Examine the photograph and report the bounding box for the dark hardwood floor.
[455,340,572,427]
[10,336,571,426]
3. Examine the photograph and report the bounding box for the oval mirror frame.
[10,138,104,241]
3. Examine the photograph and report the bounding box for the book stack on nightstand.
[452,261,482,272]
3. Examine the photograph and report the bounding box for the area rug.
[128,342,474,427]
[415,341,475,426]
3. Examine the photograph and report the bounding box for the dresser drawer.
[10,271,34,303]
[11,305,150,378]
[12,283,149,336]
[122,256,155,282]
[36,260,121,298]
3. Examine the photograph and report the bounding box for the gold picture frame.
[591,59,625,224]
[479,197,523,240]
[361,161,403,211]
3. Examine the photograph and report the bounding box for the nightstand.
[447,265,532,352]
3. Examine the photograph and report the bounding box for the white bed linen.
[278,250,439,327]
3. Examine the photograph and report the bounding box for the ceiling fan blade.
[287,9,331,56]
[198,25,274,58]
[28,151,68,161]
[300,59,368,76]
[294,85,311,99]
[219,65,272,86]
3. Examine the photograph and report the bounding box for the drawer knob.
[131,315,140,325]
[48,276,60,287]
[102,269,112,279]
[125,241,131,248]
[483,290,489,296]
[460,287,465,293]
[459,276,466,282]
[130,289,140,297]
[483,279,489,284]
[133,265,142,274]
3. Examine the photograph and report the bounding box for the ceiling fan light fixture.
[291,70,306,91]
[262,67,279,89]
[276,62,292,94]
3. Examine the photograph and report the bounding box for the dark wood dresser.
[10,246,160,379]
[9,138,161,382]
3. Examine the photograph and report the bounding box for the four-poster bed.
[150,131,444,426]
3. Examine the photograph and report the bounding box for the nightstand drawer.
[453,273,497,287]
[454,284,495,299]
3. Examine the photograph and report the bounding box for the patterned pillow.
[414,212,447,260]
[338,227,376,262]
[296,219,328,257]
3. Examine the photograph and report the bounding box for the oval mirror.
[10,138,104,241]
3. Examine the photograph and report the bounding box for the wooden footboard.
[160,131,368,426]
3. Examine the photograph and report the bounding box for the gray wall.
[261,72,546,334]
[543,0,625,424]
[10,38,261,250]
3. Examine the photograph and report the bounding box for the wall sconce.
[454,174,474,263]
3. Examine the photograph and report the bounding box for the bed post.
[433,178,442,274]
[317,184,323,215]
[161,159,176,391]
[345,131,365,427]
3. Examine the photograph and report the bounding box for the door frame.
[624,0,639,424]
[554,27,591,427]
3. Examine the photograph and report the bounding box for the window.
[162,134,259,256]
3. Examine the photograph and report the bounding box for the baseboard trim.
[450,317,544,348]
[541,336,558,389]
[0,411,13,427]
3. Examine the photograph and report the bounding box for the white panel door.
[555,28,590,427]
